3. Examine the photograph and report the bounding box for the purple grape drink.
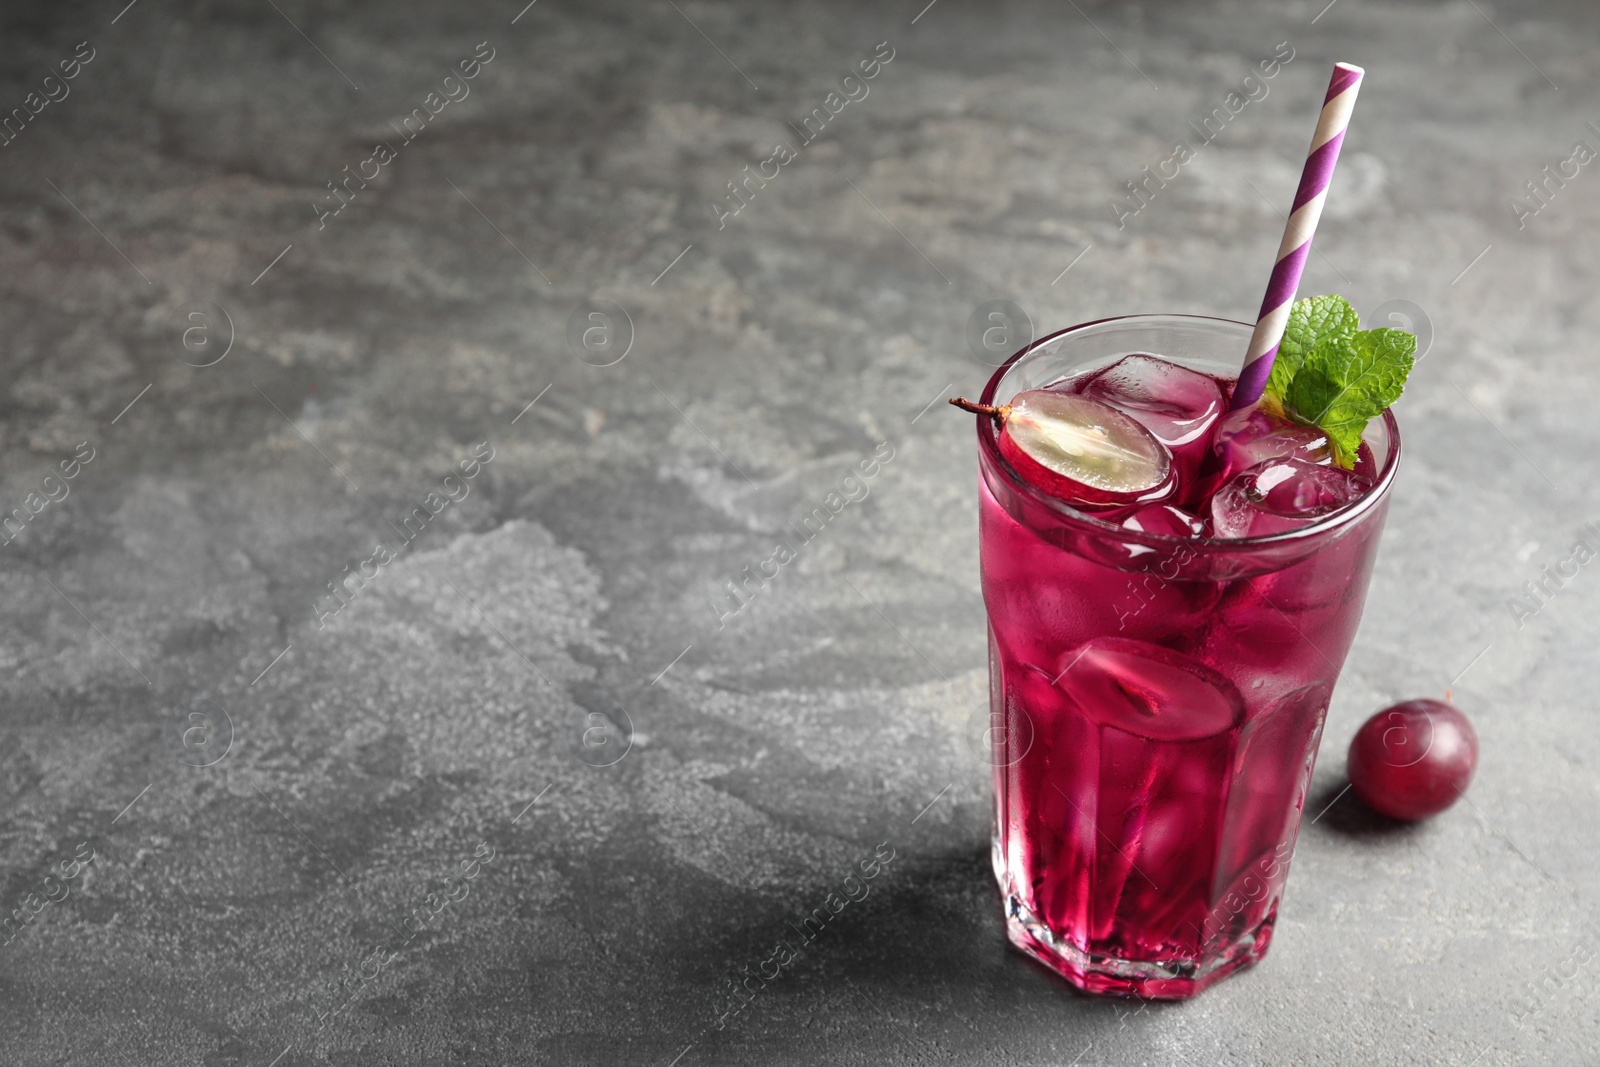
[977,315,1398,999]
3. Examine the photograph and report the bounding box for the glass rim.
[976,313,1402,551]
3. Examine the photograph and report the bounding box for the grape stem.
[949,396,1010,422]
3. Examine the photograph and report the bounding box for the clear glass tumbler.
[977,315,1399,999]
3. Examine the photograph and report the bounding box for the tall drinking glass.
[978,315,1399,999]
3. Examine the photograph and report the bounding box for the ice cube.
[1209,458,1372,539]
[1078,355,1227,483]
[1122,503,1205,539]
[1038,636,1247,946]
[1213,681,1331,894]
[1210,406,1334,483]
[1210,404,1384,486]
[1055,636,1245,742]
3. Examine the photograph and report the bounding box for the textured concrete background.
[0,0,1596,1063]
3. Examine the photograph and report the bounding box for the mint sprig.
[1263,294,1416,468]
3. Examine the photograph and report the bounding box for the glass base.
[1002,892,1276,1000]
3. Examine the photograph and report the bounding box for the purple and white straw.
[1230,62,1365,411]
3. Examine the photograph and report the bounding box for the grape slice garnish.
[951,390,1174,508]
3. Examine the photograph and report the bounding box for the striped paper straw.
[1230,62,1365,411]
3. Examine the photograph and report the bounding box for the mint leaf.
[1317,328,1415,465]
[1265,294,1360,409]
[1282,320,1416,467]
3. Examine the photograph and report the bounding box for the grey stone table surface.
[1,0,1596,1063]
